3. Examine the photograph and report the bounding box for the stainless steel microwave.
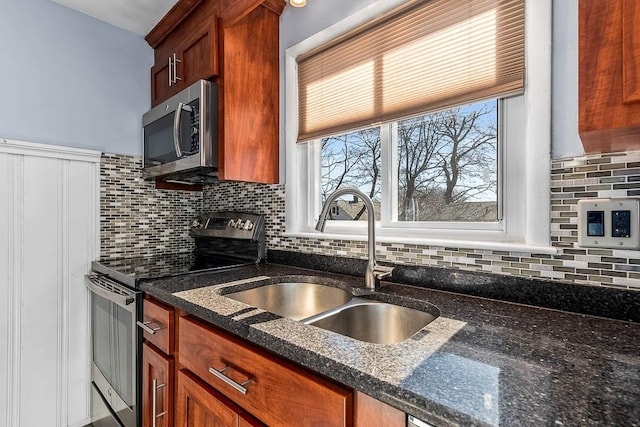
[142,79,218,180]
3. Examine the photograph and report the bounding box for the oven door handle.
[85,275,136,310]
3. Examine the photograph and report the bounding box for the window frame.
[284,0,553,252]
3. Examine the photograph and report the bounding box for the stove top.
[92,212,266,288]
[92,253,254,289]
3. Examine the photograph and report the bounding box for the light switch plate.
[577,198,640,249]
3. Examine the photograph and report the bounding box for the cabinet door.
[177,20,218,88]
[219,6,279,183]
[151,17,219,107]
[354,391,405,427]
[151,59,175,107]
[175,369,263,427]
[142,343,174,427]
[579,0,640,152]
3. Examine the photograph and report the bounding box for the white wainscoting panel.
[0,152,16,427]
[0,139,100,427]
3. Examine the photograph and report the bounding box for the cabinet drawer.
[140,298,174,355]
[178,316,352,426]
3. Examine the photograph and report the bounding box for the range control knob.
[229,219,244,229]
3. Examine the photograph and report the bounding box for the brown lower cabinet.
[141,297,406,427]
[176,369,263,426]
[142,342,174,427]
[354,391,405,427]
[178,315,352,426]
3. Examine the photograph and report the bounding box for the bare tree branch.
[398,102,498,221]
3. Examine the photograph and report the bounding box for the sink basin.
[225,282,352,321]
[308,301,437,344]
[224,280,438,345]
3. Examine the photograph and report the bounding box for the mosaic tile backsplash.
[101,151,640,290]
[100,154,201,259]
[202,181,285,244]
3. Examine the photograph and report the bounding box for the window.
[318,99,498,224]
[285,0,552,250]
[321,127,382,221]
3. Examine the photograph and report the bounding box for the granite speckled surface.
[141,263,640,427]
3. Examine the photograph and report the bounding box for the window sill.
[282,231,559,255]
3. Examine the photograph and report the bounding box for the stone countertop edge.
[140,263,640,427]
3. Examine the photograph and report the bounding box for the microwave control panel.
[188,100,200,154]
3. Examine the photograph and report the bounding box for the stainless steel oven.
[85,275,142,427]
[86,212,266,427]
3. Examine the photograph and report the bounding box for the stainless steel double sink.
[223,280,438,344]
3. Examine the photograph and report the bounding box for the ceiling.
[49,0,179,36]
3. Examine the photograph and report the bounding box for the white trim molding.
[0,139,102,163]
[523,0,553,246]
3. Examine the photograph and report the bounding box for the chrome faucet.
[315,187,393,290]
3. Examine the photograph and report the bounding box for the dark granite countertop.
[141,263,640,427]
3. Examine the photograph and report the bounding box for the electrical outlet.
[577,198,640,249]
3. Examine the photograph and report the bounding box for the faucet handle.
[373,265,394,280]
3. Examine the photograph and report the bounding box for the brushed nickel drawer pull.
[208,366,251,395]
[172,53,182,83]
[136,320,162,335]
[152,379,167,427]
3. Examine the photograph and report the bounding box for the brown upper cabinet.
[146,0,285,184]
[149,10,218,105]
[579,0,640,153]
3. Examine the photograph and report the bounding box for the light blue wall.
[279,0,585,160]
[281,0,379,49]
[0,0,152,155]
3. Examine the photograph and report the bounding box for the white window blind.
[297,0,525,142]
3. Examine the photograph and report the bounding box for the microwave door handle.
[173,103,184,158]
[173,103,193,158]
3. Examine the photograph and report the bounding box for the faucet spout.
[315,187,392,290]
